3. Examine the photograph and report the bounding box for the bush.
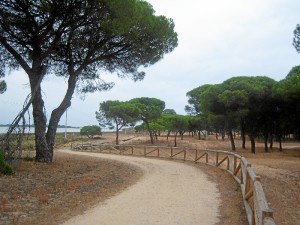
[0,150,14,175]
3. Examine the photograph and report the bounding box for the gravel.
[61,151,221,225]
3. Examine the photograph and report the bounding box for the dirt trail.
[61,150,221,225]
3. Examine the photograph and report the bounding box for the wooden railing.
[71,143,276,225]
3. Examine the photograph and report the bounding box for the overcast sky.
[1,0,299,127]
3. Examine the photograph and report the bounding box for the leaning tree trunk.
[228,130,236,151]
[145,120,154,144]
[46,74,77,160]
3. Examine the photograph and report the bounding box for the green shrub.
[0,150,14,175]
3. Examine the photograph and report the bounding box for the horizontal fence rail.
[71,143,276,225]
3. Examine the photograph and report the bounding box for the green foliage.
[163,109,177,115]
[0,80,6,94]
[168,115,189,134]
[185,84,213,115]
[96,101,139,129]
[293,24,300,53]
[96,100,139,144]
[161,114,189,146]
[273,66,300,139]
[130,97,165,121]
[130,97,165,144]
[52,0,178,92]
[188,114,211,138]
[274,66,300,101]
[0,150,14,175]
[80,126,102,139]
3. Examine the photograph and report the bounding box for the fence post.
[234,156,237,173]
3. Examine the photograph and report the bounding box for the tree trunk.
[250,135,256,154]
[228,130,236,151]
[115,124,119,145]
[166,131,170,140]
[221,129,225,141]
[241,133,246,149]
[269,134,273,149]
[264,134,269,152]
[174,132,177,147]
[278,137,282,151]
[240,122,246,149]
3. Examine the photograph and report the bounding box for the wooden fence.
[71,143,276,225]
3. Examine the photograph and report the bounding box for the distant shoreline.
[0,126,81,134]
[0,124,81,129]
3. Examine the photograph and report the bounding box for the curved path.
[61,150,221,225]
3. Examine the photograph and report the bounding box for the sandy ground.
[61,150,221,225]
[2,133,295,224]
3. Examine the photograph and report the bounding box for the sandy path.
[61,150,220,225]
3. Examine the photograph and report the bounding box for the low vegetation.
[0,149,13,175]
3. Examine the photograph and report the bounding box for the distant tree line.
[185,67,300,153]
[96,65,300,154]
[96,97,206,148]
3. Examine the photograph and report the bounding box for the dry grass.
[0,152,143,225]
